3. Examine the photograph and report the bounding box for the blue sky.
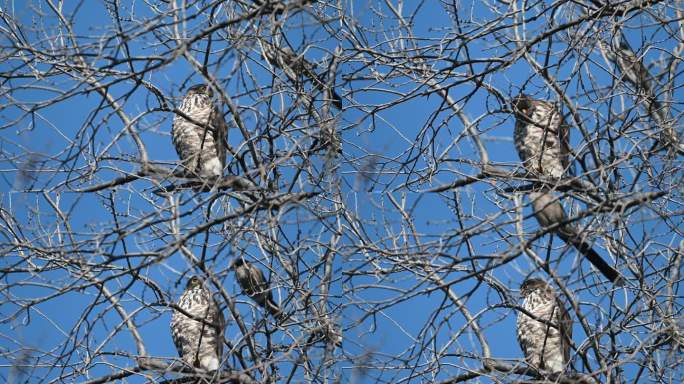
[1,1,682,383]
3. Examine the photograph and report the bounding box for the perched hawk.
[513,95,623,284]
[233,258,284,321]
[512,95,571,180]
[517,278,572,374]
[262,42,343,109]
[601,34,684,155]
[529,191,622,283]
[170,276,225,371]
[172,84,228,180]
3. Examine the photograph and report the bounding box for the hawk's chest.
[515,108,561,149]
[514,106,565,178]
[178,287,211,315]
[522,290,557,320]
[173,105,213,136]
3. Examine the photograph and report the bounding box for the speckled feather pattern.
[516,280,572,373]
[514,98,570,179]
[170,283,225,371]
[172,88,227,179]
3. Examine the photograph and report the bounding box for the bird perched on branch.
[601,33,684,155]
[172,84,228,182]
[512,95,623,284]
[233,258,285,321]
[512,95,571,180]
[517,278,572,374]
[170,276,225,371]
[261,42,343,110]
[529,191,622,284]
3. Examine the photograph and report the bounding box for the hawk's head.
[231,257,248,269]
[512,94,533,118]
[186,275,205,289]
[186,83,214,97]
[520,278,550,297]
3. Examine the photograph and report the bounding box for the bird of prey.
[512,95,571,180]
[529,191,622,284]
[170,276,225,371]
[261,42,343,109]
[233,258,285,321]
[513,95,623,284]
[600,33,683,155]
[517,278,572,374]
[172,84,228,181]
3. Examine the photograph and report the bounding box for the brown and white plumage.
[172,84,228,180]
[517,278,572,374]
[170,276,225,371]
[233,258,284,321]
[512,95,571,180]
[529,191,622,284]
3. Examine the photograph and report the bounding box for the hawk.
[529,191,622,283]
[517,278,572,374]
[233,258,284,321]
[172,84,228,181]
[262,42,343,109]
[512,95,571,180]
[513,95,623,284]
[170,276,225,371]
[600,33,684,155]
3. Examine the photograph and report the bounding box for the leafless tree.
[0,1,682,383]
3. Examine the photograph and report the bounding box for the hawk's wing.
[210,103,228,173]
[558,116,573,176]
[557,297,573,364]
[170,310,185,357]
[212,292,225,360]
[537,100,572,176]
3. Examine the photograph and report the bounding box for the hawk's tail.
[558,231,624,285]
[329,89,343,110]
[266,299,286,322]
